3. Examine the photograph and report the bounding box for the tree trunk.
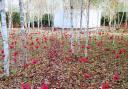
[19,0,27,65]
[1,0,10,76]
[8,0,12,32]
[27,0,30,32]
[125,12,128,29]
[78,0,84,52]
[61,0,65,38]
[85,0,90,57]
[51,0,55,31]
[70,0,74,53]
[33,15,35,29]
[80,0,83,32]
[37,14,40,30]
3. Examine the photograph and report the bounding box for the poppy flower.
[109,35,113,39]
[79,57,88,63]
[24,64,30,68]
[113,71,120,81]
[13,57,16,62]
[81,45,85,49]
[84,73,91,79]
[41,83,49,89]
[112,50,116,54]
[32,59,38,65]
[2,55,5,59]
[43,46,47,49]
[101,81,109,89]
[97,41,102,46]
[119,48,126,54]
[86,45,91,49]
[115,54,120,59]
[68,49,72,53]
[21,82,31,89]
[35,45,39,49]
[1,50,4,54]
[13,51,18,57]
[43,37,47,42]
[9,45,14,49]
[30,42,34,45]
[36,38,39,41]
[98,32,102,35]
[64,57,73,62]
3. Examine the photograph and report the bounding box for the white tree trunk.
[80,0,83,32]
[33,15,35,29]
[1,0,10,76]
[8,0,12,32]
[27,0,30,32]
[19,0,25,32]
[19,0,27,64]
[85,0,90,57]
[70,0,74,53]
[37,14,40,30]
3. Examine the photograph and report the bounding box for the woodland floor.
[0,28,128,89]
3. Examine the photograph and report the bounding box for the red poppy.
[36,38,39,41]
[97,41,102,46]
[21,82,31,89]
[112,50,116,54]
[81,45,85,49]
[68,49,72,53]
[43,37,48,42]
[9,45,14,49]
[2,55,5,59]
[98,32,102,35]
[24,64,30,68]
[13,51,18,57]
[43,46,47,49]
[119,48,126,54]
[79,57,88,63]
[113,72,120,81]
[37,41,41,45]
[115,54,120,59]
[41,83,49,89]
[35,45,39,49]
[13,57,16,62]
[64,57,73,62]
[30,42,34,45]
[86,45,91,49]
[32,59,38,65]
[84,73,91,79]
[1,50,4,54]
[109,35,113,39]
[101,81,109,89]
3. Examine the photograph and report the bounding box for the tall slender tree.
[8,0,12,32]
[19,0,27,64]
[84,0,91,57]
[0,0,10,76]
[70,0,74,53]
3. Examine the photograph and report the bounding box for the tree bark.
[19,0,27,65]
[85,0,90,57]
[1,0,10,76]
[70,0,74,53]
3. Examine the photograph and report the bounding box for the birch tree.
[0,0,10,76]
[8,0,12,32]
[70,0,74,53]
[84,0,91,57]
[19,0,27,64]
